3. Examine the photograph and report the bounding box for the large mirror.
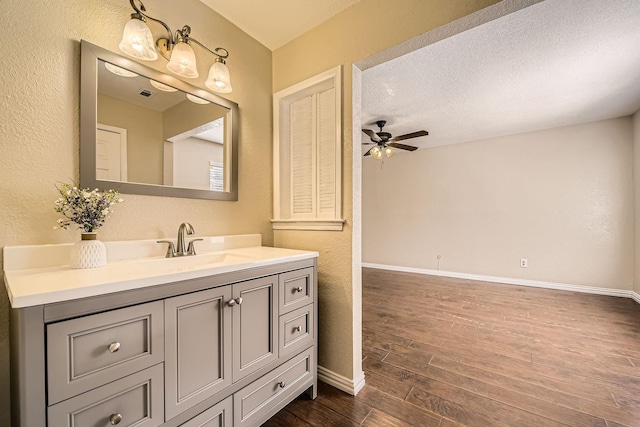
[80,40,238,200]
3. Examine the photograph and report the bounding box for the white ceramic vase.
[70,233,107,269]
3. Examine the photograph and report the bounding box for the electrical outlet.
[520,258,528,268]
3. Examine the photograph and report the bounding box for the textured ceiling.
[361,0,640,151]
[199,0,360,50]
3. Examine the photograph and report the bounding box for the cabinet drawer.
[278,267,314,314]
[47,300,164,404]
[279,304,314,358]
[48,363,164,427]
[180,396,232,427]
[234,348,314,427]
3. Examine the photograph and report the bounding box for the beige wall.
[634,110,640,294]
[98,94,164,184]
[162,99,228,141]
[0,0,272,419]
[273,0,500,381]
[363,118,634,289]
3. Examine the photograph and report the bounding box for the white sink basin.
[136,251,257,272]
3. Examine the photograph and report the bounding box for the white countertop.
[3,235,318,308]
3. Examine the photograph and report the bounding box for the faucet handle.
[157,240,176,258]
[187,238,204,255]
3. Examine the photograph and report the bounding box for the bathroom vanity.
[4,235,318,427]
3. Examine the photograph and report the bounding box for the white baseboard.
[317,365,366,395]
[363,262,639,302]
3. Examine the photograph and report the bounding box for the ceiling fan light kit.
[362,120,428,159]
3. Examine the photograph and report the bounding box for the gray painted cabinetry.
[10,258,317,427]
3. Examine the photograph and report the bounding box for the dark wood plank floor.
[263,268,640,426]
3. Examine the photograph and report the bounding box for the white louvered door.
[289,89,336,219]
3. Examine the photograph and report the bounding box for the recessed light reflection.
[149,79,178,92]
[105,62,138,78]
[186,93,210,104]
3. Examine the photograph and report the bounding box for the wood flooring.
[263,268,640,427]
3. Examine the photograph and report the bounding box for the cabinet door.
[180,396,232,427]
[165,286,233,420]
[232,275,279,381]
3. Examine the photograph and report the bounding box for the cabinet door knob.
[228,298,243,307]
[295,286,303,293]
[108,342,121,353]
[277,381,286,388]
[109,413,123,425]
[294,326,302,332]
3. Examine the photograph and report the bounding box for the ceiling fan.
[362,120,428,159]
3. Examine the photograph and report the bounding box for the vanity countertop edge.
[3,234,318,309]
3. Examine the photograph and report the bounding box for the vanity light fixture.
[119,0,233,93]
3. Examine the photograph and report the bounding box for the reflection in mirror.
[81,41,238,200]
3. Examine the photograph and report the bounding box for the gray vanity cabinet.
[10,258,317,427]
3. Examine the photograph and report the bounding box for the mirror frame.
[80,40,239,200]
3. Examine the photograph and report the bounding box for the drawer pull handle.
[109,413,123,425]
[295,286,303,293]
[277,381,286,388]
[294,326,302,332]
[227,297,243,307]
[108,342,121,353]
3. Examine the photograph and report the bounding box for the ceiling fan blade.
[388,142,418,151]
[364,147,373,156]
[362,128,382,142]
[393,130,429,141]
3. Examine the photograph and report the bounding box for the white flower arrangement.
[54,183,124,233]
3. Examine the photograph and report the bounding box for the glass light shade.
[119,18,158,61]
[384,146,396,158]
[205,60,233,93]
[166,42,199,78]
[370,146,383,160]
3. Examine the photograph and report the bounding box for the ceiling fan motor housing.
[377,131,392,142]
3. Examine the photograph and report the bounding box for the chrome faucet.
[157,222,203,258]
[176,222,195,256]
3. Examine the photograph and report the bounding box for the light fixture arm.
[185,36,230,62]
[128,0,173,44]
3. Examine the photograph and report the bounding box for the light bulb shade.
[166,42,199,78]
[370,146,383,160]
[384,146,395,158]
[119,18,158,61]
[205,60,233,93]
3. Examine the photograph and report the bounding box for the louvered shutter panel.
[317,88,336,217]
[290,95,314,215]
